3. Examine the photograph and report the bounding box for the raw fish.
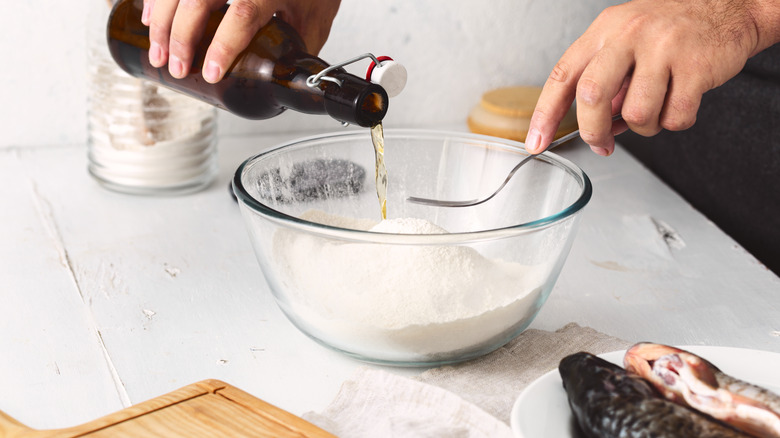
[625,343,780,438]
[560,352,748,437]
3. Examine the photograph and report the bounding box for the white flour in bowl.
[272,210,547,361]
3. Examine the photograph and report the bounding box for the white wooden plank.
[0,148,126,429]
[533,141,780,351]
[18,134,403,419]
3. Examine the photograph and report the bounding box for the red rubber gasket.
[365,56,395,81]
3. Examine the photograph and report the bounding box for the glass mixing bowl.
[233,129,591,366]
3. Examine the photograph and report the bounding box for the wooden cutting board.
[0,379,336,437]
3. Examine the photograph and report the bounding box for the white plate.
[510,346,780,438]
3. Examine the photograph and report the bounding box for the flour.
[272,210,547,362]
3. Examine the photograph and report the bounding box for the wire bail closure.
[306,53,383,89]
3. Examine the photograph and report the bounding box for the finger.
[575,45,635,156]
[612,119,630,136]
[658,70,704,132]
[142,0,155,26]
[526,40,593,154]
[611,76,630,115]
[620,56,670,137]
[610,77,630,136]
[168,0,219,78]
[148,0,180,68]
[202,0,274,83]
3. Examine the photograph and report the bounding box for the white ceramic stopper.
[368,60,407,98]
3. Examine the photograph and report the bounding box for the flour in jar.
[272,210,548,360]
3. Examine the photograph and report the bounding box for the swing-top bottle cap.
[366,56,407,98]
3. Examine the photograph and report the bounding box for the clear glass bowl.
[233,129,591,366]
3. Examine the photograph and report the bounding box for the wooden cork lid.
[467,86,578,142]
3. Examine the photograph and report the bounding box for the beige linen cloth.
[303,323,631,437]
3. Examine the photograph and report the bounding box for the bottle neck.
[266,53,388,127]
[320,72,388,127]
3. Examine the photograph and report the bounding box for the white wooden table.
[1,127,778,430]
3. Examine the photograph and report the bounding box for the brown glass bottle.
[107,0,388,127]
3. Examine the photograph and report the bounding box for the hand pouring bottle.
[107,0,390,127]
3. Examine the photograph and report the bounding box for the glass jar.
[86,0,218,195]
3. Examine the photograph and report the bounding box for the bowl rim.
[232,129,592,244]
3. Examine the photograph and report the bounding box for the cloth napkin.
[303,323,631,438]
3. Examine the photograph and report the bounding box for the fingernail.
[169,55,183,78]
[525,127,541,153]
[149,41,162,66]
[204,60,221,83]
[591,146,610,156]
[141,3,151,25]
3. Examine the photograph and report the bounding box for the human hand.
[141,0,341,83]
[525,0,777,156]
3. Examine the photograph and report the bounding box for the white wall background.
[1,0,620,148]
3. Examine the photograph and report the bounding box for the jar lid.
[479,86,540,118]
[467,86,578,142]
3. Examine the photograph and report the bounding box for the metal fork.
[407,115,622,208]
